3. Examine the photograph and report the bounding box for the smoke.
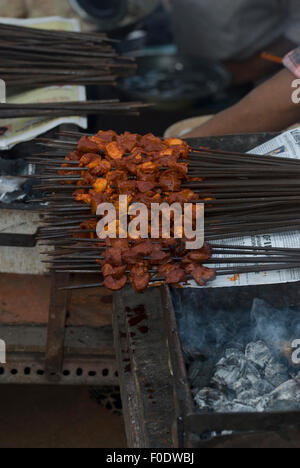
[172,289,300,361]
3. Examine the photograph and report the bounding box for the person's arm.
[224,37,296,85]
[184,69,300,138]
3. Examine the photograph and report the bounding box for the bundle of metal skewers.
[27,130,300,292]
[0,22,136,89]
[0,100,148,119]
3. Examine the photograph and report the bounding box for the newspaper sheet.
[187,127,300,288]
[0,16,88,150]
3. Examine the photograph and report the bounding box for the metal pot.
[118,53,231,110]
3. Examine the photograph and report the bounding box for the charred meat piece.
[104,275,127,291]
[136,162,159,182]
[122,241,153,265]
[140,134,166,152]
[81,172,97,186]
[75,193,92,205]
[167,189,199,204]
[117,180,137,195]
[159,170,182,192]
[65,150,82,161]
[102,263,127,279]
[181,243,212,264]
[105,248,123,267]
[93,178,108,193]
[185,264,216,286]
[79,153,102,167]
[134,191,162,209]
[106,238,129,252]
[88,160,112,177]
[96,130,117,142]
[129,262,150,293]
[90,191,107,214]
[164,138,190,158]
[150,244,171,265]
[137,181,156,193]
[107,170,128,185]
[117,132,141,152]
[78,136,99,154]
[105,141,125,160]
[158,262,187,285]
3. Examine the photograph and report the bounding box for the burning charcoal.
[264,359,290,388]
[245,341,273,370]
[237,390,261,403]
[212,349,262,393]
[231,378,252,396]
[194,387,229,412]
[216,400,256,413]
[265,380,300,412]
[212,349,247,389]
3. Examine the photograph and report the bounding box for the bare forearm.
[185,70,300,137]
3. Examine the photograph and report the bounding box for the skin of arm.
[224,37,296,85]
[185,69,300,138]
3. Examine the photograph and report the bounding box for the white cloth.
[170,0,300,61]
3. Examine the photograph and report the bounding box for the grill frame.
[161,284,300,448]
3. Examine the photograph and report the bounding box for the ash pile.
[173,289,300,414]
[194,341,300,413]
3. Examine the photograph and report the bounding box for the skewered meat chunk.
[75,193,92,205]
[93,178,108,193]
[79,153,102,167]
[106,238,129,252]
[185,264,216,286]
[150,244,171,265]
[88,160,112,176]
[106,141,125,160]
[140,134,166,152]
[90,191,107,214]
[96,130,117,142]
[167,189,199,204]
[102,263,127,279]
[105,248,123,267]
[122,240,152,265]
[107,170,128,185]
[81,172,97,186]
[104,275,127,291]
[117,132,141,152]
[66,151,82,161]
[167,162,189,178]
[159,170,182,192]
[129,262,150,293]
[164,138,190,158]
[182,243,213,264]
[158,262,187,285]
[77,136,99,154]
[117,180,137,195]
[137,181,156,193]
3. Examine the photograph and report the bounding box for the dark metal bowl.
[118,54,231,110]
